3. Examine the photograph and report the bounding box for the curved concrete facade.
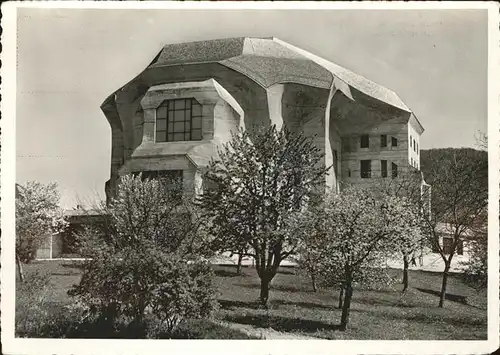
[102,37,425,201]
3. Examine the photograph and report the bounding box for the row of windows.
[360,134,398,149]
[358,160,398,179]
[155,98,203,142]
[410,157,419,169]
[409,135,419,154]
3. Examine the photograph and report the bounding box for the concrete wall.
[35,234,63,259]
[341,119,410,184]
[35,235,52,259]
[110,80,242,200]
[104,63,421,200]
[282,84,334,190]
[213,100,241,144]
[329,90,413,188]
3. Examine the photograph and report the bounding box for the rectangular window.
[381,160,387,178]
[417,142,419,153]
[360,135,369,148]
[413,139,416,152]
[410,135,412,148]
[391,137,398,147]
[156,98,203,142]
[380,134,387,148]
[360,160,371,178]
[392,162,398,178]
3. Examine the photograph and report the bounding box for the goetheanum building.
[101,37,427,201]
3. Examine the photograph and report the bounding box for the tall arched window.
[155,98,203,142]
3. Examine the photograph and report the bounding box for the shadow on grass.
[404,312,486,327]
[270,299,334,311]
[355,297,401,308]
[61,262,84,269]
[236,283,310,293]
[218,299,262,310]
[214,269,243,278]
[352,305,486,328]
[224,313,341,333]
[415,288,468,305]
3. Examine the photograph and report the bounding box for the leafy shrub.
[69,243,218,334]
[460,238,487,290]
[67,175,218,336]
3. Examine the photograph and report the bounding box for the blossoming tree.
[199,125,329,307]
[15,181,67,281]
[301,186,422,330]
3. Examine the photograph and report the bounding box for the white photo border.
[1,1,499,354]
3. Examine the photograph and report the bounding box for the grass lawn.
[16,260,487,340]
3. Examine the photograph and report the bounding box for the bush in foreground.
[69,174,218,335]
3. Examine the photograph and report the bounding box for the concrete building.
[100,37,426,201]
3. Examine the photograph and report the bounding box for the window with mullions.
[155,98,203,142]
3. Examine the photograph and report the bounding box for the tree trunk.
[402,254,409,293]
[439,262,451,308]
[311,272,317,292]
[337,287,344,309]
[339,283,353,331]
[16,253,25,283]
[236,253,243,275]
[259,275,271,307]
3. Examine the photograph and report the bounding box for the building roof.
[102,37,414,115]
[64,209,103,217]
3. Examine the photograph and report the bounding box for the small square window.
[360,135,369,148]
[361,160,371,178]
[173,133,184,141]
[173,122,185,133]
[192,129,202,140]
[156,131,166,142]
[157,106,168,119]
[174,110,185,121]
[381,160,387,178]
[392,162,398,178]
[381,135,387,148]
[174,100,186,110]
[156,119,166,131]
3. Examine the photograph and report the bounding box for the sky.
[15,7,488,208]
